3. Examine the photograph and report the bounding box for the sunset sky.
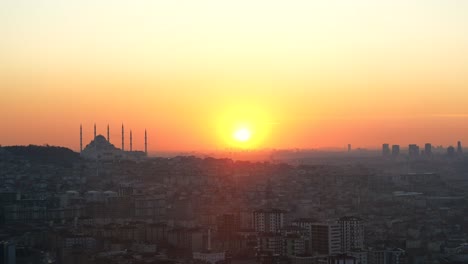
[1,0,468,152]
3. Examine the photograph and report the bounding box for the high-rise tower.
[94,123,96,140]
[409,144,420,158]
[382,144,390,157]
[121,124,125,151]
[425,143,432,157]
[392,145,400,157]
[107,124,110,142]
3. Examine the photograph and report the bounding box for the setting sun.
[234,128,252,142]
[216,104,273,149]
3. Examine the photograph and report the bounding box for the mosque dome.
[81,134,121,160]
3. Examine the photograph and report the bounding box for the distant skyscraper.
[391,145,400,157]
[457,141,463,155]
[348,144,352,152]
[424,143,432,157]
[408,144,420,158]
[107,124,110,142]
[382,144,390,157]
[94,123,97,140]
[447,146,456,158]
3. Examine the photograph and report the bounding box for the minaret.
[107,124,110,142]
[94,123,96,140]
[130,130,133,152]
[121,124,125,151]
[80,124,83,154]
[144,129,147,155]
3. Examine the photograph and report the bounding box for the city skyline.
[2,1,468,151]
[3,121,468,153]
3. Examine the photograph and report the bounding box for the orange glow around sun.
[217,104,272,149]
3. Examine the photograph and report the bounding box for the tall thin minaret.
[94,123,96,140]
[130,130,133,152]
[121,124,125,151]
[80,124,83,154]
[107,124,110,142]
[144,129,147,155]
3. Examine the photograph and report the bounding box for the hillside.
[1,145,80,167]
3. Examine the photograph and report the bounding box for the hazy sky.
[1,0,468,151]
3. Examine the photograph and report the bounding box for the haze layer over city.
[2,1,468,264]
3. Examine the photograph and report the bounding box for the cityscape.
[2,129,468,263]
[3,1,468,264]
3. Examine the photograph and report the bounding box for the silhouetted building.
[408,144,419,158]
[424,143,432,158]
[392,145,400,157]
[447,146,456,158]
[457,141,463,155]
[81,135,124,161]
[382,144,390,157]
[80,123,148,161]
[348,144,352,152]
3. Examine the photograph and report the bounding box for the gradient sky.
[1,0,468,152]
